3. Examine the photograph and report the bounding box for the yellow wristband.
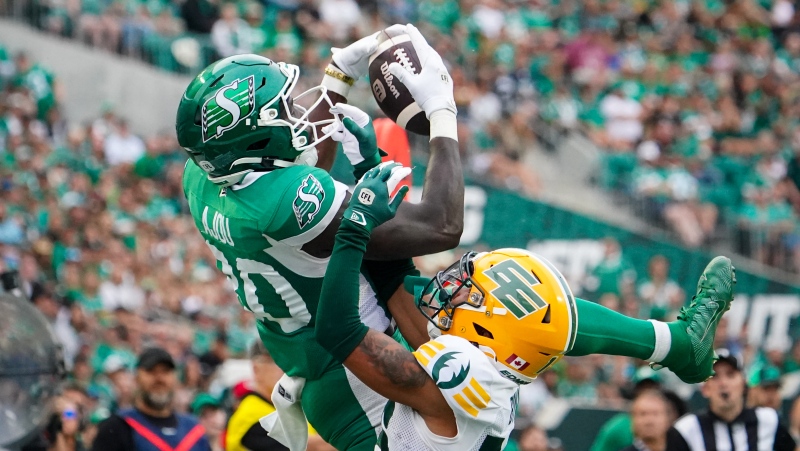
[324,66,356,86]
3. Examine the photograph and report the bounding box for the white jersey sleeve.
[378,335,519,451]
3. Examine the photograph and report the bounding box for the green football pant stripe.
[567,298,655,360]
[302,365,380,451]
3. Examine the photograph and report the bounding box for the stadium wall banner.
[404,164,800,351]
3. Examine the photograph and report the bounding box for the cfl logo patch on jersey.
[482,259,547,319]
[293,174,325,229]
[357,188,375,205]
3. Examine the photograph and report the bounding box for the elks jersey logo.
[202,76,255,142]
[293,174,325,229]
[432,352,470,390]
[482,259,547,319]
[414,342,491,418]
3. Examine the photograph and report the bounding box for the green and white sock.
[567,298,687,369]
[647,320,671,362]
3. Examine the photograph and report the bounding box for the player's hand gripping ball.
[368,25,452,135]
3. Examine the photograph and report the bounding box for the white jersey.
[376,335,519,451]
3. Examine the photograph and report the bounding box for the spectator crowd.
[5,0,800,271]
[3,0,800,448]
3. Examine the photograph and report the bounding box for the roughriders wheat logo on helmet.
[202,76,255,142]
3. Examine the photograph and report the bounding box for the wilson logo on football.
[201,76,255,142]
[380,62,401,100]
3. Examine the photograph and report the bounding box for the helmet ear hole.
[193,108,202,126]
[541,305,551,324]
[473,323,494,339]
[247,138,271,151]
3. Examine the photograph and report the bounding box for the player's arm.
[312,30,385,171]
[366,128,462,257]
[315,164,456,434]
[303,24,463,259]
[386,280,431,349]
[310,90,345,172]
[363,257,432,350]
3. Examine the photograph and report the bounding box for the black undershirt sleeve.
[239,423,289,451]
[362,258,419,304]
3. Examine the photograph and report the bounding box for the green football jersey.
[183,161,390,379]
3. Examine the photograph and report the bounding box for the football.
[368,28,430,135]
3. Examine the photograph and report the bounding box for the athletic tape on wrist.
[648,319,672,363]
[429,110,458,142]
[321,73,351,98]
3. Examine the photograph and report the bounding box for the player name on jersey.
[201,206,234,246]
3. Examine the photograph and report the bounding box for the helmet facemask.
[256,62,340,153]
[418,251,486,331]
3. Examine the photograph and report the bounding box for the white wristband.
[429,110,458,142]
[321,74,351,98]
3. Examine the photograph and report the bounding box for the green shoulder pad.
[257,166,347,246]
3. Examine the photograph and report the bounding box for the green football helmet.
[176,54,339,187]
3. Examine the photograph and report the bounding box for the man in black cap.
[92,347,212,451]
[667,348,796,450]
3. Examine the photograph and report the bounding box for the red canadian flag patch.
[505,354,530,371]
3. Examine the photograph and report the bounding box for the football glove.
[387,24,456,118]
[321,103,387,180]
[331,24,407,80]
[345,162,411,232]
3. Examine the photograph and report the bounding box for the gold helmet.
[418,248,578,385]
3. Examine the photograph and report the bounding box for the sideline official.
[667,349,795,451]
[92,348,212,451]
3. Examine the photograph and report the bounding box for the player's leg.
[567,256,736,383]
[303,364,385,451]
[567,298,656,359]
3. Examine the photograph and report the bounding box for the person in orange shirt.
[374,117,412,191]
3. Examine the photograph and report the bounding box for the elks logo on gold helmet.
[421,248,579,385]
[481,259,547,320]
[202,76,255,142]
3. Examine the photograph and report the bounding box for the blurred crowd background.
[3,0,800,272]
[2,0,800,449]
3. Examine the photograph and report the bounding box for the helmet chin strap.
[427,321,443,340]
[293,147,318,167]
